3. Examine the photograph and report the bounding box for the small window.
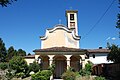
[70,14,74,20]
[92,54,95,58]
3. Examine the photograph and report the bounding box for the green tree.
[29,61,40,73]
[0,62,8,70]
[17,49,26,57]
[6,46,17,61]
[107,44,120,63]
[28,53,31,55]
[116,0,120,38]
[0,0,17,7]
[9,56,28,73]
[0,38,7,62]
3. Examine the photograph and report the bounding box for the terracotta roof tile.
[24,54,35,58]
[87,49,110,53]
[33,47,87,52]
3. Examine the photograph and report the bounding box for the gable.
[40,24,80,49]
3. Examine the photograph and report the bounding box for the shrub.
[0,62,8,70]
[79,61,93,76]
[9,56,28,73]
[5,69,15,80]
[29,61,40,73]
[85,62,92,72]
[94,76,106,80]
[62,70,76,80]
[31,70,52,80]
[48,63,55,72]
[79,69,91,76]
[16,72,25,78]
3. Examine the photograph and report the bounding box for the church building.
[25,10,111,79]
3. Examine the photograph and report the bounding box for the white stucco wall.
[25,58,35,65]
[89,53,113,64]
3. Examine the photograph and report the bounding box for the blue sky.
[0,0,120,54]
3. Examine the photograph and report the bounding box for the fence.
[92,63,120,79]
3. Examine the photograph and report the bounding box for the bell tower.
[66,10,78,35]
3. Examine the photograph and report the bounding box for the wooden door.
[54,60,66,78]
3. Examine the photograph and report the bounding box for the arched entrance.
[70,55,81,71]
[53,55,67,79]
[40,55,49,70]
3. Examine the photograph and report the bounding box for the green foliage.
[9,56,28,73]
[94,76,106,80]
[0,38,7,62]
[5,69,15,80]
[107,44,120,63]
[6,46,17,61]
[16,72,25,78]
[17,49,26,56]
[48,63,55,72]
[29,61,40,73]
[79,62,93,76]
[79,69,91,76]
[31,70,52,80]
[85,61,93,73]
[0,0,17,7]
[116,0,120,38]
[62,70,76,80]
[28,53,31,55]
[0,62,8,70]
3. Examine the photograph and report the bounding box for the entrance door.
[54,60,66,78]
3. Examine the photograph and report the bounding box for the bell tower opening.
[66,10,78,35]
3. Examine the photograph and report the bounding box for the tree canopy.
[0,38,7,62]
[107,44,120,63]
[6,46,17,61]
[0,0,17,7]
[9,56,28,73]
[116,0,120,38]
[0,37,27,62]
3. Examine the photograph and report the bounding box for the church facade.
[25,10,111,79]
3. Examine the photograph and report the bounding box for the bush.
[0,62,8,70]
[85,62,92,72]
[31,70,52,80]
[29,61,40,73]
[9,56,28,73]
[16,72,25,78]
[79,69,91,76]
[79,61,93,76]
[94,76,106,80]
[62,70,76,80]
[5,69,15,80]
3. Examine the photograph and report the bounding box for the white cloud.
[106,37,111,40]
[111,37,116,40]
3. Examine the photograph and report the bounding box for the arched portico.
[70,55,82,71]
[36,55,49,70]
[53,55,67,79]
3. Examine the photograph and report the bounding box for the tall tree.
[0,0,17,7]
[6,46,17,61]
[0,38,7,62]
[9,56,28,73]
[17,49,26,56]
[107,44,120,63]
[116,0,120,38]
